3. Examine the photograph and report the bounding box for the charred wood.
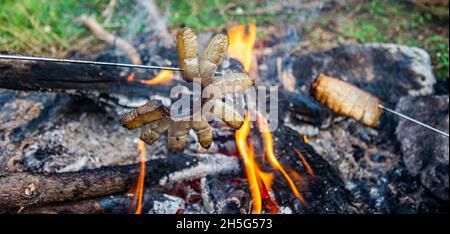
[0,153,240,209]
[19,190,183,214]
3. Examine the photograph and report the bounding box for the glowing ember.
[303,135,309,143]
[292,146,315,178]
[132,140,147,214]
[126,70,173,85]
[127,72,135,82]
[227,23,257,72]
[256,114,306,205]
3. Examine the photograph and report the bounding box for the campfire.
[0,0,448,215]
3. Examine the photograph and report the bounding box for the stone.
[396,95,449,200]
[292,43,436,106]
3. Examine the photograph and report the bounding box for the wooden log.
[20,193,136,214]
[0,153,240,209]
[0,56,178,96]
[19,190,168,214]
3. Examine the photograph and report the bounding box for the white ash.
[21,111,140,173]
[283,115,320,136]
[159,153,241,185]
[200,177,215,213]
[148,194,184,214]
[278,206,293,214]
[184,203,207,214]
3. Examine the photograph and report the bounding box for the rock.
[396,95,449,200]
[292,43,436,106]
[282,44,445,213]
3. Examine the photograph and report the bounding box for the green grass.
[156,0,259,31]
[338,0,449,80]
[0,0,132,56]
[1,0,448,80]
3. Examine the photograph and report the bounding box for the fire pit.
[0,0,448,215]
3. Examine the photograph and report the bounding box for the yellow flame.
[235,114,262,214]
[228,23,257,72]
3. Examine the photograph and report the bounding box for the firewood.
[19,190,163,214]
[0,153,240,209]
[0,55,184,112]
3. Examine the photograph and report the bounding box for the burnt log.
[271,126,352,213]
[19,190,184,214]
[0,153,239,209]
[0,53,186,111]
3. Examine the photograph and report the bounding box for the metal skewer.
[378,104,449,137]
[0,54,183,71]
[1,54,448,137]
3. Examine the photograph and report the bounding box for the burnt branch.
[74,15,142,65]
[0,153,240,209]
[19,190,167,214]
[0,57,176,94]
[0,55,188,113]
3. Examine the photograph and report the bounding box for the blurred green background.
[0,0,448,80]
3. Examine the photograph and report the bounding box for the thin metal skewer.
[378,104,449,137]
[0,54,183,71]
[1,55,447,137]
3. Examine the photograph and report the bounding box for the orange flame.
[235,114,280,213]
[228,23,257,72]
[127,72,135,81]
[140,70,173,85]
[133,140,147,214]
[292,146,315,178]
[127,70,173,85]
[303,135,309,143]
[249,139,279,214]
[256,114,306,205]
